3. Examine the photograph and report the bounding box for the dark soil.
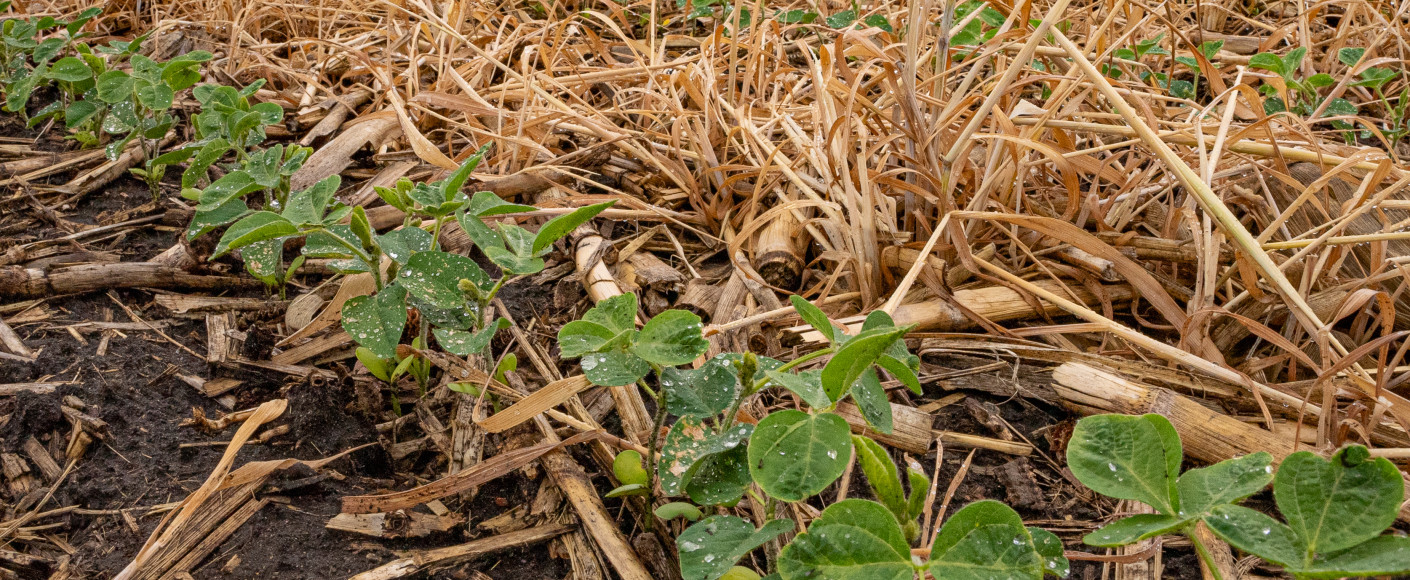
[0,178,575,579]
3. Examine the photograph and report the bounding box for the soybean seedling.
[1067,413,1274,580]
[1203,445,1410,579]
[95,50,213,197]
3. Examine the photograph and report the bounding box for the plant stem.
[643,374,669,533]
[305,226,383,289]
[644,378,668,481]
[430,216,444,251]
[719,347,835,431]
[1188,533,1227,580]
[765,496,780,574]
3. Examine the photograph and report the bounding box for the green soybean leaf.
[340,285,408,360]
[95,70,133,103]
[136,82,173,110]
[852,436,907,525]
[407,182,446,209]
[1300,535,1410,578]
[905,463,929,519]
[632,309,707,366]
[64,100,100,128]
[434,318,508,356]
[1275,446,1402,555]
[4,67,42,112]
[1169,80,1195,100]
[764,369,830,409]
[1083,514,1185,547]
[142,114,174,140]
[1199,40,1223,61]
[349,205,375,250]
[825,9,856,28]
[374,185,409,212]
[32,36,63,63]
[605,483,648,498]
[874,353,921,395]
[283,175,341,226]
[930,500,1043,579]
[747,410,852,501]
[409,296,476,331]
[186,198,248,240]
[1066,414,1179,514]
[1145,413,1183,489]
[583,292,637,334]
[1354,67,1397,90]
[849,368,892,434]
[557,320,625,358]
[398,251,493,309]
[663,354,741,419]
[242,237,283,287]
[581,351,649,386]
[531,201,615,256]
[440,144,487,201]
[820,326,910,403]
[778,499,910,580]
[1030,527,1069,577]
[212,211,297,258]
[1338,47,1366,67]
[455,209,508,256]
[197,170,263,211]
[24,101,60,127]
[1306,73,1335,88]
[468,191,534,216]
[357,347,393,382]
[1322,97,1358,119]
[1248,52,1284,76]
[659,419,752,496]
[1282,47,1307,78]
[47,56,91,81]
[301,226,359,259]
[1177,452,1273,518]
[678,516,793,580]
[181,138,230,187]
[789,295,836,343]
[1263,96,1287,115]
[377,227,433,265]
[776,9,817,23]
[480,249,537,275]
[499,223,534,257]
[1204,504,1303,567]
[684,444,752,506]
[863,14,892,32]
[103,131,136,162]
[251,101,284,125]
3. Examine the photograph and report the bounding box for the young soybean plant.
[560,296,1067,580]
[94,50,213,197]
[1,8,101,114]
[1067,414,1275,578]
[1068,413,1410,579]
[203,146,615,412]
[1204,445,1410,579]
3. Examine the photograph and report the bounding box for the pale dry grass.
[24,0,1410,448]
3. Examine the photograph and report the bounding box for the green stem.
[430,216,444,251]
[306,226,383,290]
[643,373,669,532]
[1188,532,1227,580]
[719,347,834,431]
[483,275,511,305]
[765,496,780,574]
